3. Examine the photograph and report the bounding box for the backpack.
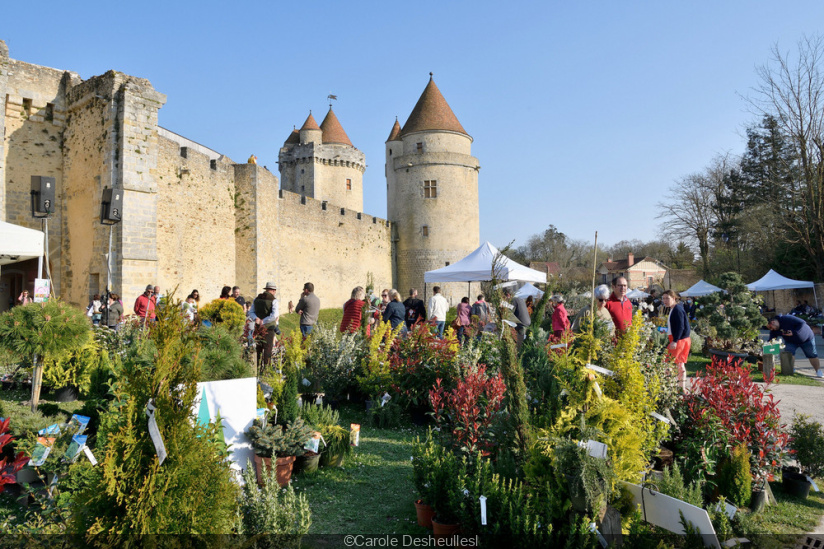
[471,302,489,324]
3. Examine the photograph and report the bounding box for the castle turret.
[279,108,365,211]
[387,74,480,301]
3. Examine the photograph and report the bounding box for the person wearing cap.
[134,284,157,320]
[551,295,570,338]
[295,282,320,338]
[253,282,280,368]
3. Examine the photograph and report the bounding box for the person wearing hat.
[253,282,280,368]
[551,295,570,338]
[134,284,157,321]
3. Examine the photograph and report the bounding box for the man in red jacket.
[604,277,633,333]
[134,284,157,321]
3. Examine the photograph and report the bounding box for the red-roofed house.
[597,253,667,289]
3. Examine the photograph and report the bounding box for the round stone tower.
[387,75,480,303]
[279,108,365,211]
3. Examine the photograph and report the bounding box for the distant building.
[597,252,667,289]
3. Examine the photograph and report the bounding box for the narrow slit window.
[422,225,429,237]
[346,178,352,191]
[416,142,423,153]
[424,180,437,199]
[22,98,32,116]
[45,103,54,122]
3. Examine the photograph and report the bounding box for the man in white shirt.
[428,286,449,338]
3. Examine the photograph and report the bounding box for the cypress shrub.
[718,443,752,508]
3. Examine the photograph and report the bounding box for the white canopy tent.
[0,221,44,266]
[627,289,650,299]
[746,269,818,309]
[680,279,724,297]
[424,242,548,284]
[514,282,545,299]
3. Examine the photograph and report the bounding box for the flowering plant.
[389,323,460,410]
[428,364,506,456]
[684,355,788,489]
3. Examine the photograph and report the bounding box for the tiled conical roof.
[386,118,402,142]
[401,74,467,136]
[300,112,320,131]
[320,108,353,146]
[284,127,299,145]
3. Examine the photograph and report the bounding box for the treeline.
[658,36,824,282]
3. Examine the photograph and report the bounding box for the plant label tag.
[806,476,820,492]
[586,364,615,377]
[587,523,608,548]
[145,400,167,466]
[583,440,608,460]
[83,446,98,466]
[714,500,737,520]
[593,381,603,398]
[479,495,488,526]
[350,424,360,447]
[559,389,568,397]
[650,412,670,424]
[550,343,568,349]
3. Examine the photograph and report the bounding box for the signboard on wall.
[34,278,50,302]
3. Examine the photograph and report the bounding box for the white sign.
[194,377,257,477]
[34,278,50,302]
[579,439,608,460]
[622,482,720,548]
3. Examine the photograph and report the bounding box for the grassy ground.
[735,480,824,547]
[685,353,820,386]
[292,404,425,536]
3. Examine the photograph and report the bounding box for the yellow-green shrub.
[198,298,245,332]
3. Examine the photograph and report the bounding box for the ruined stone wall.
[2,54,79,297]
[155,135,237,301]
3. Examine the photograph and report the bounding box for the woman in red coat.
[551,295,570,338]
[340,286,366,333]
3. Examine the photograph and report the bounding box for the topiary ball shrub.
[198,298,245,333]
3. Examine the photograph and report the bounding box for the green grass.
[734,480,824,547]
[0,386,87,438]
[279,309,345,338]
[289,403,426,536]
[685,354,821,386]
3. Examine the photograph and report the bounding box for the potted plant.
[319,424,352,468]
[785,415,824,499]
[246,418,313,486]
[428,448,466,537]
[694,272,764,358]
[411,431,439,528]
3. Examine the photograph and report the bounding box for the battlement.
[279,142,366,172]
[277,187,390,227]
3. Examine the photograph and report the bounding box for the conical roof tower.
[320,108,353,146]
[401,73,468,137]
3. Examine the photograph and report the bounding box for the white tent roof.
[746,269,814,291]
[680,279,724,297]
[514,282,545,299]
[424,241,548,283]
[627,289,650,299]
[0,221,44,266]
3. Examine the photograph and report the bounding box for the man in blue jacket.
[768,315,821,377]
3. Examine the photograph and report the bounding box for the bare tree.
[749,36,824,278]
[657,171,717,276]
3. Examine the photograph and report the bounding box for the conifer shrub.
[499,330,532,458]
[279,365,300,425]
[790,415,824,478]
[198,324,252,381]
[198,298,245,333]
[70,296,239,539]
[718,443,752,508]
[239,460,311,547]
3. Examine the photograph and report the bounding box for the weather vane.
[327,94,337,108]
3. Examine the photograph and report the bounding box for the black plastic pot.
[54,385,79,403]
[750,489,767,512]
[708,349,758,364]
[294,451,320,475]
[783,469,812,499]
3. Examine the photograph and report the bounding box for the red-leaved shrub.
[0,418,28,493]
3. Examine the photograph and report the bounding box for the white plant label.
[807,476,820,492]
[579,439,608,460]
[593,381,603,398]
[550,343,568,349]
[713,500,737,520]
[83,446,98,466]
[650,412,671,424]
[479,495,488,526]
[586,364,615,377]
[145,400,167,465]
[587,523,608,548]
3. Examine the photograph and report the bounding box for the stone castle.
[0,40,480,312]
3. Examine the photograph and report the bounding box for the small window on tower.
[424,180,437,199]
[416,142,423,153]
[422,225,429,237]
[45,103,54,122]
[22,98,32,116]
[346,178,352,191]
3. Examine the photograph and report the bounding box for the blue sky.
[3,2,823,249]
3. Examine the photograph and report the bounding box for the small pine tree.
[718,444,752,508]
[70,294,239,539]
[499,331,532,458]
[279,367,300,425]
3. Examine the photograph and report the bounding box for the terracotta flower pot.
[276,455,296,487]
[253,454,272,487]
[415,500,434,529]
[431,517,460,538]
